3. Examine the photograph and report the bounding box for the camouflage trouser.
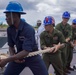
[66,43,73,67]
[42,51,64,75]
[61,46,67,71]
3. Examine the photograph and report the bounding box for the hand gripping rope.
[0,47,55,59]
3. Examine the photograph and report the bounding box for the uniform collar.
[52,29,57,36]
[44,29,56,37]
[18,19,25,31]
[61,22,69,27]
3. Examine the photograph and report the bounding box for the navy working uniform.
[2,1,48,75]
[4,19,48,75]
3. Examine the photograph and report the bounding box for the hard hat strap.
[11,12,14,25]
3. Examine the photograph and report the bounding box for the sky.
[0,0,76,26]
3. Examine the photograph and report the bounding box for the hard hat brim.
[62,16,70,19]
[3,10,26,14]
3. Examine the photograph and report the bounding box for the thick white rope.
[0,47,55,59]
[27,47,55,57]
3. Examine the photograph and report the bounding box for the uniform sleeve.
[7,28,15,47]
[40,32,46,49]
[58,32,66,51]
[55,24,61,30]
[22,28,36,52]
[58,31,66,43]
[67,26,72,39]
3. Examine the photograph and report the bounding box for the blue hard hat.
[62,11,70,18]
[4,1,26,14]
[72,19,76,23]
[43,16,55,26]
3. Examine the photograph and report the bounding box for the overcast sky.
[0,0,76,26]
